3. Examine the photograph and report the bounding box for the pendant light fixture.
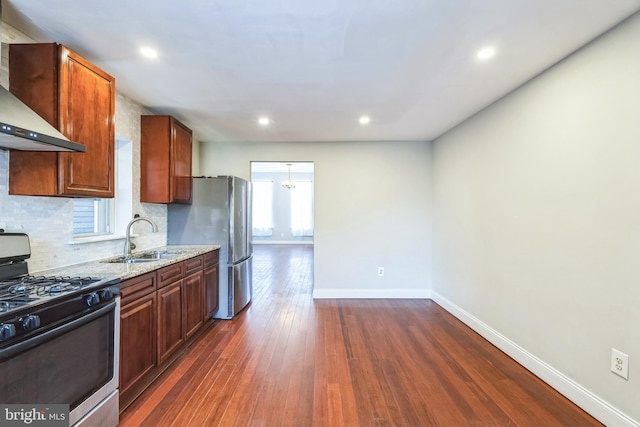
[282,163,296,190]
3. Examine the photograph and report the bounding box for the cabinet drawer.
[203,250,219,269]
[184,255,203,276]
[157,262,184,289]
[120,272,156,305]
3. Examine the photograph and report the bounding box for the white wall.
[201,140,432,297]
[432,13,640,424]
[192,139,201,176]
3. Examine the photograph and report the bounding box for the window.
[73,198,111,235]
[252,181,274,236]
[290,181,313,237]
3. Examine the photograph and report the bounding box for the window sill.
[68,234,128,245]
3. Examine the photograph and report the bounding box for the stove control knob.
[99,288,113,301]
[22,315,41,331]
[85,292,101,307]
[0,323,16,342]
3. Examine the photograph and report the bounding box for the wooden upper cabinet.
[140,115,193,204]
[8,43,116,197]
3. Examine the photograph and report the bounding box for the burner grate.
[0,276,100,302]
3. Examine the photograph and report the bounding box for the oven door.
[0,298,119,426]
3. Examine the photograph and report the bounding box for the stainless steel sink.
[101,250,186,264]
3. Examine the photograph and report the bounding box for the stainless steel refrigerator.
[167,176,253,319]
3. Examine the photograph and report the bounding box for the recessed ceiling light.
[476,47,496,61]
[140,46,158,59]
[258,117,270,126]
[359,115,371,125]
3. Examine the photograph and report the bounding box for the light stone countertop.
[33,245,220,282]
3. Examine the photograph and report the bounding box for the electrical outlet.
[611,348,629,380]
[377,267,384,276]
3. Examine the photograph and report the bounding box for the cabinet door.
[204,264,219,320]
[171,121,192,204]
[157,280,184,364]
[183,271,204,340]
[120,293,157,395]
[58,46,115,197]
[203,251,219,319]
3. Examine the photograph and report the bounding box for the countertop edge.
[35,245,221,282]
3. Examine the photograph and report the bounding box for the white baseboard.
[313,288,431,299]
[430,290,639,427]
[253,240,314,245]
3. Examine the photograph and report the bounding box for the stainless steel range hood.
[0,85,86,152]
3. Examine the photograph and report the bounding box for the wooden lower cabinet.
[204,251,220,319]
[184,270,204,340]
[157,280,184,365]
[119,250,219,412]
[120,292,156,396]
[119,272,157,404]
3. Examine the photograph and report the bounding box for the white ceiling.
[4,1,640,144]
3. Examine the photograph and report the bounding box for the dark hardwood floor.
[119,244,601,427]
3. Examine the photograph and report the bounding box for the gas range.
[0,275,114,313]
[0,233,120,346]
[0,232,121,427]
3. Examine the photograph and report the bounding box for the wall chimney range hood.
[0,85,86,152]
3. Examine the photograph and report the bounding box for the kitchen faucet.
[124,215,158,259]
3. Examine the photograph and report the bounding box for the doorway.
[250,161,314,245]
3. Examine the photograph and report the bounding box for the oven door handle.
[0,300,116,362]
